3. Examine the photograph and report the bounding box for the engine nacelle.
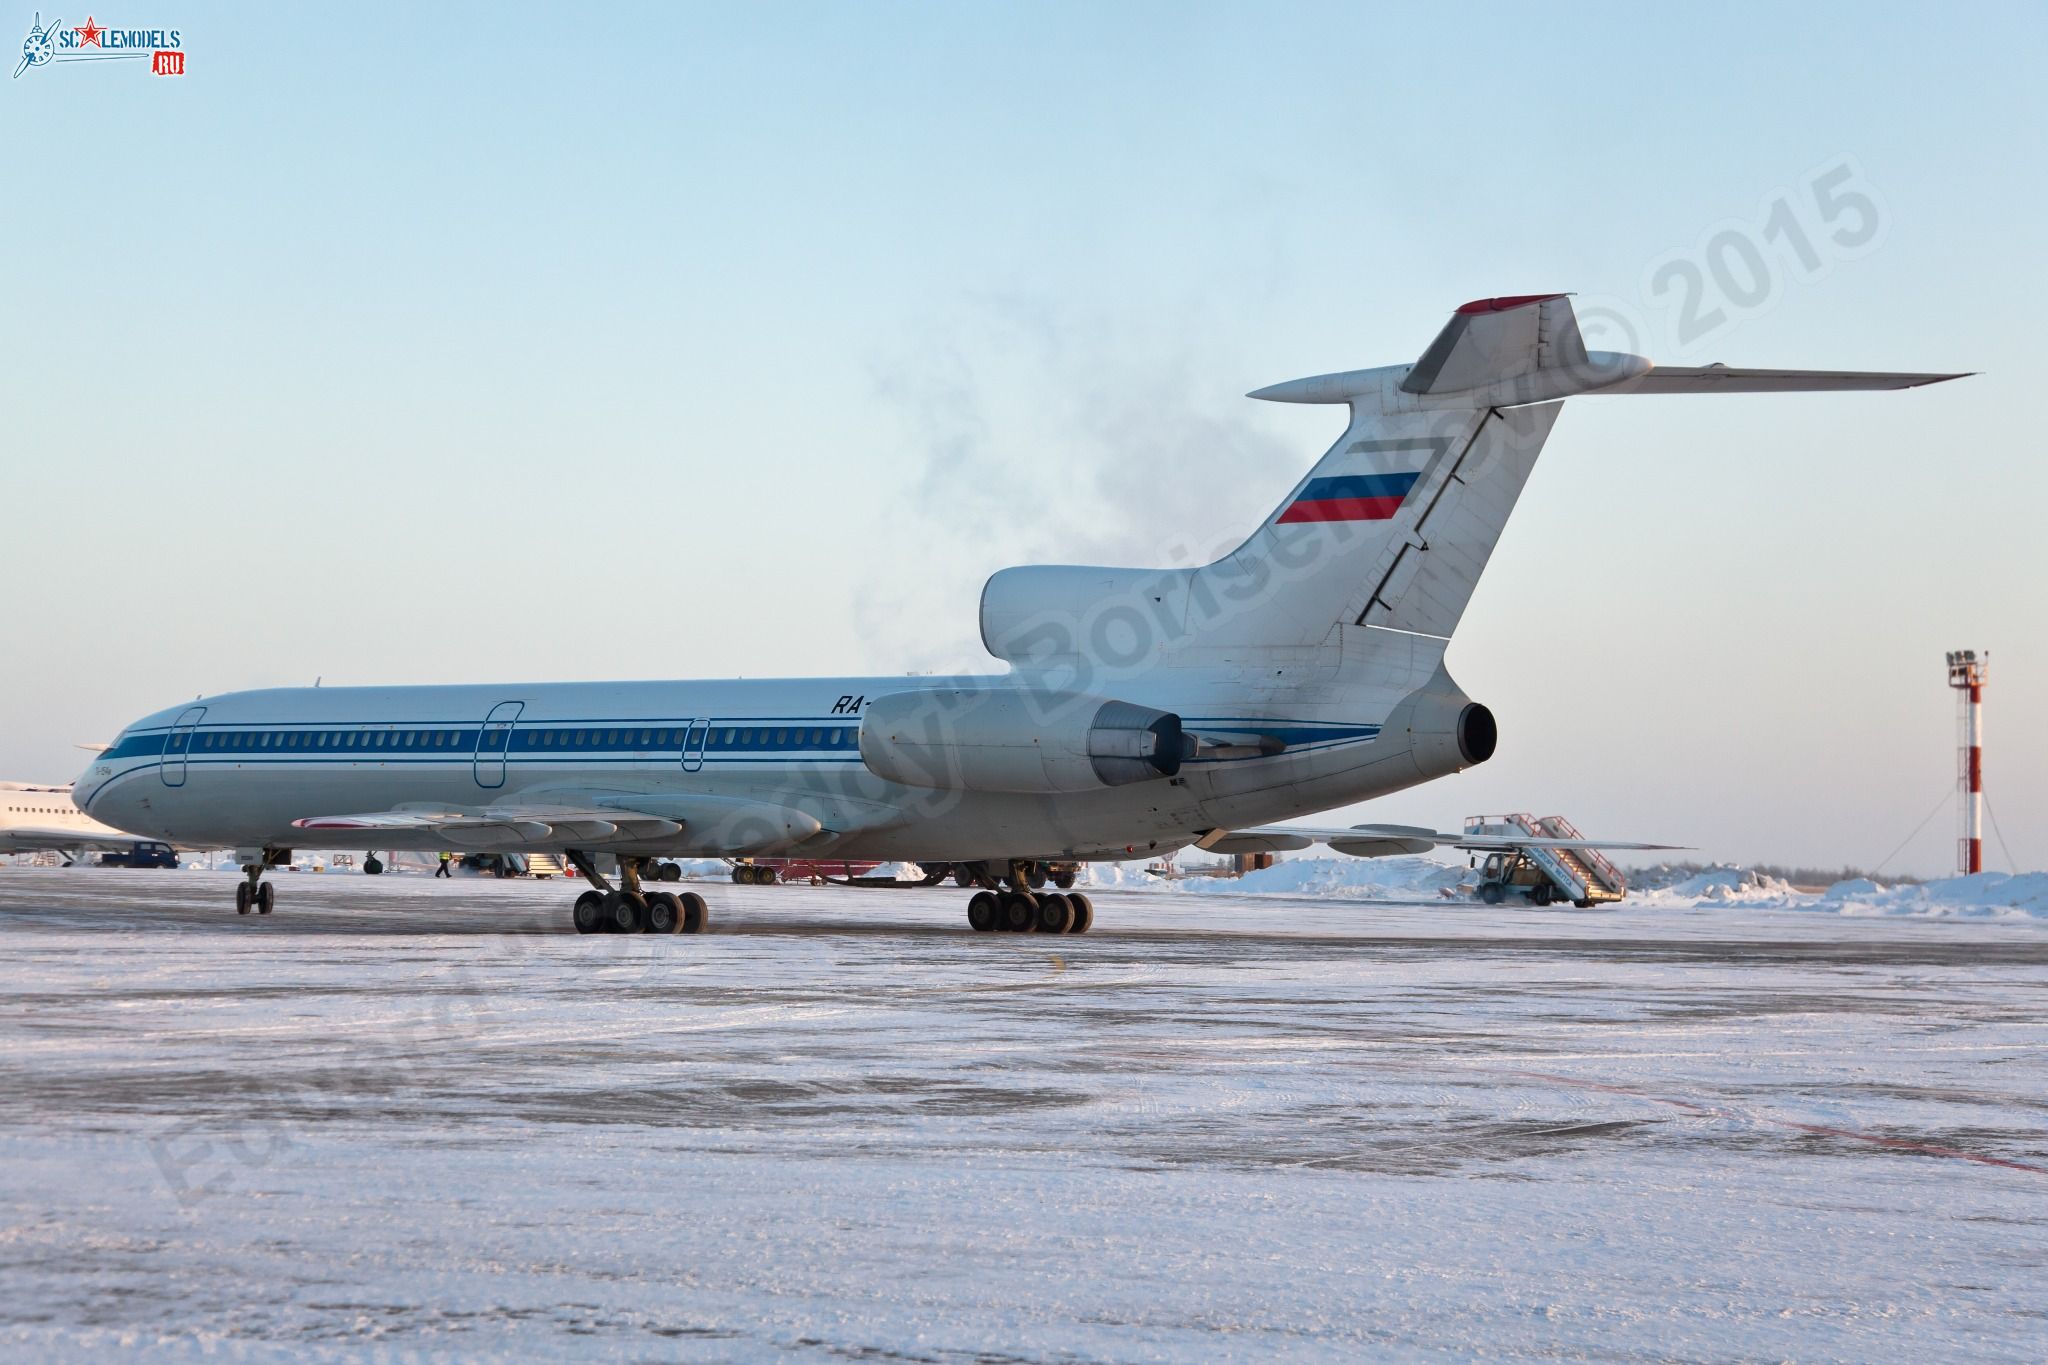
[859,689,1188,794]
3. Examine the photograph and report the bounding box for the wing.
[0,828,158,855]
[291,791,826,854]
[1203,823,1685,859]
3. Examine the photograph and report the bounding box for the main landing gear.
[962,860,1094,935]
[233,849,286,915]
[565,851,709,936]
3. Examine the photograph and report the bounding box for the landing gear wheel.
[999,891,1038,933]
[363,856,384,876]
[1065,892,1094,934]
[572,890,605,934]
[1050,868,1076,890]
[967,891,999,932]
[756,865,778,885]
[1025,864,1047,890]
[657,862,682,883]
[603,890,646,934]
[644,891,682,934]
[678,890,710,933]
[953,867,978,889]
[255,882,274,915]
[1034,892,1074,935]
[235,881,252,915]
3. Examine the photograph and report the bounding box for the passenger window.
[774,729,787,745]
[575,730,586,745]
[722,729,736,745]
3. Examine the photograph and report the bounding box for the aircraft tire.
[644,892,681,934]
[1025,865,1047,890]
[999,891,1037,933]
[255,882,275,915]
[572,890,605,934]
[1066,892,1093,934]
[1050,868,1076,890]
[658,862,682,883]
[953,867,978,889]
[235,881,252,915]
[603,890,645,934]
[966,891,999,932]
[1034,893,1074,935]
[364,857,383,876]
[678,891,709,933]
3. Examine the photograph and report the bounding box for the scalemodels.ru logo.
[16,12,184,78]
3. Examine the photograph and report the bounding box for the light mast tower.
[1946,650,1987,876]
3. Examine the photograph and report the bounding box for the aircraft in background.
[0,783,168,864]
[75,295,1963,930]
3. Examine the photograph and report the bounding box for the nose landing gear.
[233,849,286,915]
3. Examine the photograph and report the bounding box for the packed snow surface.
[2,867,2045,1360]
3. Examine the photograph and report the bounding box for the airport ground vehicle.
[95,841,178,869]
[1468,814,1628,907]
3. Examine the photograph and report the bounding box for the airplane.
[73,294,1964,930]
[0,782,170,864]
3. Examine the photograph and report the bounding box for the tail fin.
[978,295,1964,672]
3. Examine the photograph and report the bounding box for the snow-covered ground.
[2,867,2045,1360]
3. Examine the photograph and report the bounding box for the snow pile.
[1176,855,1469,900]
[1815,871,2048,921]
[1655,865,1798,903]
[1073,861,1168,890]
[870,861,927,882]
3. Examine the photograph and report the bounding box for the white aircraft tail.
[979,295,1965,673]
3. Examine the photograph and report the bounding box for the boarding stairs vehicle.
[1465,813,1628,907]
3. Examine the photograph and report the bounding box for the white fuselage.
[0,784,147,855]
[74,643,1461,863]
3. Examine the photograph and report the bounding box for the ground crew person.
[435,851,453,878]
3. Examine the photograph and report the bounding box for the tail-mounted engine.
[859,689,1189,794]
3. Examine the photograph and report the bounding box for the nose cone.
[72,729,152,834]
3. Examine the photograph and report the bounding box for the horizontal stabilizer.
[1590,364,1970,395]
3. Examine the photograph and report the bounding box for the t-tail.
[980,293,1965,682]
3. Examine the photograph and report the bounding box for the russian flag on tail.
[1276,471,1420,524]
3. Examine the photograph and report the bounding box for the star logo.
[74,14,101,46]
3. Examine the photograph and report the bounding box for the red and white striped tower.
[1946,650,1987,875]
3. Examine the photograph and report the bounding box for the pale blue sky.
[5,2,2043,874]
